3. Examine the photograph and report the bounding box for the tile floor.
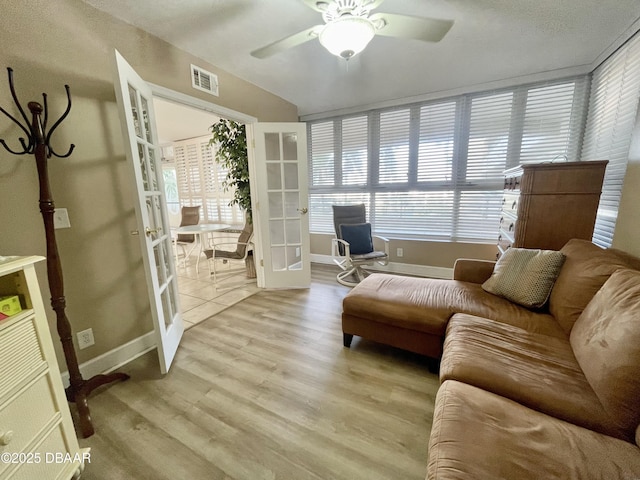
[175,252,259,330]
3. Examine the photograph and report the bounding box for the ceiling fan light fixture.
[319,15,376,59]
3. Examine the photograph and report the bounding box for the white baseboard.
[60,331,156,388]
[310,254,453,279]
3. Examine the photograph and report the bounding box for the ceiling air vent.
[190,64,219,97]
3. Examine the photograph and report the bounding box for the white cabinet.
[0,256,87,480]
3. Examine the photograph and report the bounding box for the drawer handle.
[498,234,502,242]
[509,223,514,232]
[511,201,517,209]
[499,216,504,225]
[0,430,14,446]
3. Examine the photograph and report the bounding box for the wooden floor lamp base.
[66,372,131,438]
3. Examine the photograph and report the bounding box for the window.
[308,78,589,242]
[174,135,244,225]
[582,33,640,248]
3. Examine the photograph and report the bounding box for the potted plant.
[209,119,251,223]
[209,119,255,277]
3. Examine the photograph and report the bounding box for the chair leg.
[343,333,354,348]
[337,267,360,287]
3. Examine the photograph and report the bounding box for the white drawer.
[9,423,79,480]
[0,316,45,397]
[0,374,59,476]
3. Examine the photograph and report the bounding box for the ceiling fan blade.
[370,13,453,43]
[251,25,322,59]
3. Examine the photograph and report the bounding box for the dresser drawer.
[503,175,521,191]
[0,316,45,398]
[501,193,520,216]
[499,214,517,236]
[10,423,79,480]
[0,374,59,475]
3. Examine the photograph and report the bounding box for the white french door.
[113,50,184,374]
[249,123,311,289]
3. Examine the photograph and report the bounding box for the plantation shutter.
[582,33,640,247]
[173,136,243,226]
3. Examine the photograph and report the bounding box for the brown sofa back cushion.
[570,268,640,441]
[549,239,637,334]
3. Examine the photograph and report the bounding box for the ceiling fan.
[250,0,454,60]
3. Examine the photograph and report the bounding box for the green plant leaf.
[209,119,251,223]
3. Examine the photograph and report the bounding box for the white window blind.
[174,135,244,226]
[308,77,589,242]
[310,122,334,186]
[417,101,456,183]
[342,116,368,185]
[582,33,640,247]
[465,92,513,183]
[520,82,586,163]
[379,109,411,184]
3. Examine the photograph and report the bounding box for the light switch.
[53,208,71,229]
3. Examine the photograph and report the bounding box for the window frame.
[308,76,590,243]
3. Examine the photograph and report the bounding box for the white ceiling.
[86,0,640,118]
[154,97,219,144]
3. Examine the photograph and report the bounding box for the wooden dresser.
[498,160,608,258]
[0,256,88,480]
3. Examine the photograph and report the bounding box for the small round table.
[175,224,231,272]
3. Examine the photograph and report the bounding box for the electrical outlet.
[77,328,95,349]
[53,208,71,229]
[396,247,404,257]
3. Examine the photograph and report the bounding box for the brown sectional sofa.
[341,239,640,479]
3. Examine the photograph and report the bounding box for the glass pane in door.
[128,84,141,139]
[140,95,152,143]
[138,143,149,191]
[265,133,281,160]
[148,146,158,191]
[264,130,306,273]
[283,132,298,160]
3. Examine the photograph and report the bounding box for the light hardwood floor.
[78,265,439,480]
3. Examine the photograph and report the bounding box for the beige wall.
[311,234,498,268]
[0,0,297,368]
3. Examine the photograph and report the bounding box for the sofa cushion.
[549,239,637,334]
[482,248,565,308]
[440,313,630,440]
[342,274,566,338]
[570,268,640,442]
[427,380,640,480]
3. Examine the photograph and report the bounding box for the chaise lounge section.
[341,239,640,478]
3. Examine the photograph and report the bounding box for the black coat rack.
[0,68,129,438]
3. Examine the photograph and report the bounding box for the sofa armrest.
[453,259,496,283]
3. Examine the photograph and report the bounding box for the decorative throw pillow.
[340,223,374,255]
[482,248,566,308]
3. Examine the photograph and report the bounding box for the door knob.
[145,227,159,236]
[297,207,308,215]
